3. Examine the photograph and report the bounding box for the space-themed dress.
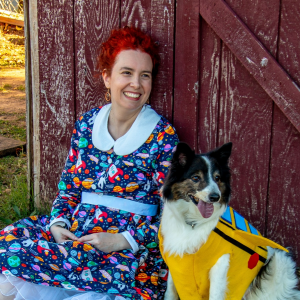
[0,104,179,300]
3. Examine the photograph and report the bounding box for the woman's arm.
[129,123,179,250]
[47,120,83,232]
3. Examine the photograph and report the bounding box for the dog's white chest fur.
[160,200,222,257]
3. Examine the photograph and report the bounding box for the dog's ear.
[173,142,195,168]
[209,142,232,165]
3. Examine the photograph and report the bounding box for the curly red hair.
[98,26,160,78]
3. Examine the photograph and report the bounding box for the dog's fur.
[160,142,300,300]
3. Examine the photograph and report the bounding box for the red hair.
[98,26,160,77]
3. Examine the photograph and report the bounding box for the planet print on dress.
[126,182,139,192]
[58,181,67,190]
[135,173,146,181]
[163,144,172,152]
[78,138,88,148]
[8,243,21,253]
[113,186,123,193]
[0,106,179,299]
[8,256,21,267]
[145,134,154,143]
[107,226,119,234]
[165,125,175,135]
[50,264,60,271]
[80,122,88,132]
[150,144,158,154]
[82,178,94,189]
[54,274,66,281]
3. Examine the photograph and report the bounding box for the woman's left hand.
[77,233,131,253]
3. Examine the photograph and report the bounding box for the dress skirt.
[0,212,168,300]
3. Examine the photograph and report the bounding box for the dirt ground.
[0,23,26,126]
[0,68,25,113]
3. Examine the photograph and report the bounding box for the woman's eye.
[191,176,200,182]
[215,175,220,182]
[142,73,151,79]
[122,71,131,75]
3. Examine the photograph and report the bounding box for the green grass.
[0,112,52,228]
[0,84,13,91]
[16,85,25,91]
[0,119,26,141]
[0,154,29,227]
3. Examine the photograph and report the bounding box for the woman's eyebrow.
[120,67,152,73]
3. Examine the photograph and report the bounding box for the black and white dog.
[159,142,300,300]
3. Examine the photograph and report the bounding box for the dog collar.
[186,221,196,229]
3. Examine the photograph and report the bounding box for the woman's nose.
[130,76,140,89]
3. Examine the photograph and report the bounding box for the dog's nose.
[209,193,220,202]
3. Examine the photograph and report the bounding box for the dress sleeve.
[47,120,83,230]
[130,123,179,250]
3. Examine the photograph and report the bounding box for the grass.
[0,84,25,92]
[0,27,25,67]
[0,112,51,228]
[0,118,26,141]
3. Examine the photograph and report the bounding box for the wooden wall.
[32,0,300,263]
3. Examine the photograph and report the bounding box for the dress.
[0,104,179,300]
[159,206,288,300]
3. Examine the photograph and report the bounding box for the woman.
[0,27,178,300]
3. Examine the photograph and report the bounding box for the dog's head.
[162,142,232,219]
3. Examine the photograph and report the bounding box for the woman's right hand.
[50,225,78,243]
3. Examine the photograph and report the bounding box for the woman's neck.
[107,105,143,141]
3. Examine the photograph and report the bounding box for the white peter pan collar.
[92,104,161,155]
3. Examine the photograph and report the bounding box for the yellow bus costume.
[159,206,288,300]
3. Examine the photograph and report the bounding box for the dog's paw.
[164,290,179,300]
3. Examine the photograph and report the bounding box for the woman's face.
[102,49,153,113]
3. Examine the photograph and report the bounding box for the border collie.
[159,142,300,300]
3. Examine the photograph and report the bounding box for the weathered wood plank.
[74,0,120,118]
[200,0,300,134]
[149,0,175,119]
[197,19,221,153]
[267,0,300,263]
[121,0,175,119]
[29,0,40,206]
[37,0,75,203]
[216,0,279,234]
[173,0,200,150]
[0,15,24,26]
[24,0,33,202]
[121,0,151,31]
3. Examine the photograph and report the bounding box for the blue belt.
[81,192,158,216]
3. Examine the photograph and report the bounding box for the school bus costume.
[159,206,288,300]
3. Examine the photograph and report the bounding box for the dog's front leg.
[209,253,230,300]
[164,271,179,300]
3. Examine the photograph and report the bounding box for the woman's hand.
[50,225,78,243]
[78,233,131,253]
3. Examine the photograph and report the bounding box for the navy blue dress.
[0,104,179,300]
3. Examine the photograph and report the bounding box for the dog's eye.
[215,175,220,182]
[191,176,200,182]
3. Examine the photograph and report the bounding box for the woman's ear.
[102,69,111,88]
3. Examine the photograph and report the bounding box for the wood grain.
[149,0,175,120]
[216,0,280,233]
[173,0,200,150]
[37,0,75,203]
[197,19,221,153]
[267,0,300,263]
[74,0,120,118]
[121,0,175,119]
[200,0,300,134]
[29,0,40,207]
